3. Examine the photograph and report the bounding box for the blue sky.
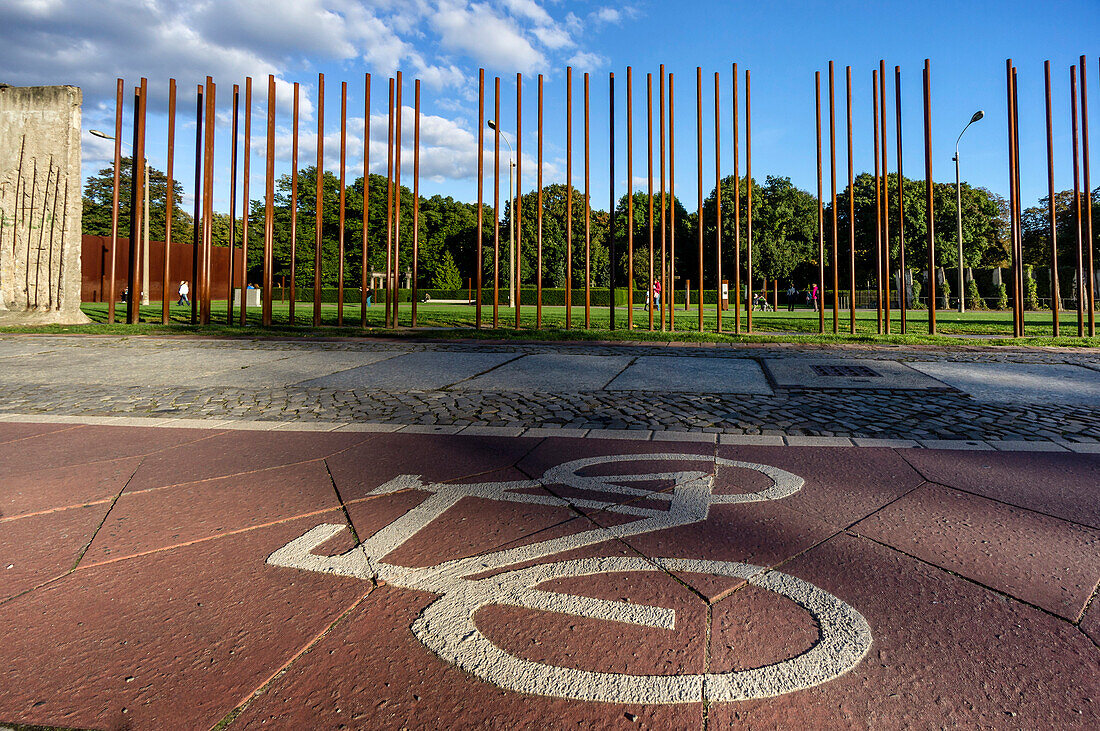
[2,0,1098,213]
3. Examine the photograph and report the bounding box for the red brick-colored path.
[0,422,1096,729]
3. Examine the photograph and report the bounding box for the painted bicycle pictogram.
[268,453,872,704]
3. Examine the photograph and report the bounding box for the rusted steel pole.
[829,61,838,333]
[1045,61,1060,336]
[873,70,882,334]
[537,73,544,329]
[290,82,299,326]
[1072,65,1085,335]
[313,73,324,326]
[226,83,238,326]
[239,79,251,326]
[745,68,754,333]
[412,79,421,327]
[895,66,907,332]
[627,67,634,330]
[566,67,573,329]
[516,72,522,329]
[880,59,891,331]
[202,79,216,325]
[127,79,147,324]
[393,72,403,327]
[584,71,591,328]
[1080,56,1095,335]
[262,75,275,326]
[476,69,484,329]
[493,75,500,328]
[714,70,722,333]
[648,72,655,332]
[609,71,616,331]
[659,66,666,332]
[669,72,677,332]
[385,77,395,328]
[1013,68,1025,335]
[337,80,347,326]
[696,67,704,332]
[367,72,376,327]
[733,63,741,334]
[164,78,176,324]
[923,60,936,334]
[190,84,202,325]
[107,79,123,323]
[1007,62,1021,336]
[816,71,825,333]
[846,66,856,333]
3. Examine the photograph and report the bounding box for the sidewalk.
[0,336,1097,729]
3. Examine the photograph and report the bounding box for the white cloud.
[567,51,608,71]
[431,1,546,71]
[593,7,621,24]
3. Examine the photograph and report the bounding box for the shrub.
[994,283,1009,310]
[966,278,985,309]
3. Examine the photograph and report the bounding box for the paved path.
[0,335,1098,444]
[0,421,1096,729]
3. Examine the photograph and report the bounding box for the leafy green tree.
[431,250,463,290]
[82,157,193,242]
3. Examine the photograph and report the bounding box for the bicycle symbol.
[268,453,872,704]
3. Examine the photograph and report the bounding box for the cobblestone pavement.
[1,335,1097,442]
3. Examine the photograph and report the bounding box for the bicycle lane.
[0,423,1095,729]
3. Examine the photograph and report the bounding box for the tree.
[431,250,463,290]
[82,157,193,242]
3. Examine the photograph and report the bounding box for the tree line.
[83,158,1098,291]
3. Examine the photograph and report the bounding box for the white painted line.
[718,434,785,446]
[651,431,718,444]
[521,427,591,439]
[918,439,994,450]
[585,429,653,441]
[989,440,1069,452]
[399,424,465,435]
[269,454,871,705]
[851,438,919,448]
[333,422,404,433]
[218,420,283,431]
[458,426,528,437]
[785,436,854,447]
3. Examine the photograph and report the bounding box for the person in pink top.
[810,283,820,312]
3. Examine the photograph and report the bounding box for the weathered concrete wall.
[0,85,89,324]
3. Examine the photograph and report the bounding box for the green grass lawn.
[1,300,1096,348]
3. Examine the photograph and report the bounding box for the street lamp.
[91,129,151,306]
[487,119,517,308]
[953,110,984,312]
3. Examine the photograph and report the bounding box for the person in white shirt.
[177,281,189,306]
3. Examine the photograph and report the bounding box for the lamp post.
[487,119,516,308]
[91,129,151,305]
[953,110,984,312]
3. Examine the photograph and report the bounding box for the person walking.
[177,280,189,306]
[787,283,798,312]
[810,283,819,312]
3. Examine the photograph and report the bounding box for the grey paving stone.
[987,440,1069,452]
[218,421,283,431]
[908,362,1100,406]
[399,424,465,434]
[763,358,949,390]
[784,436,855,447]
[1064,442,1100,453]
[333,422,404,433]
[606,356,772,394]
[520,427,590,438]
[651,430,718,443]
[299,351,513,390]
[851,437,919,448]
[918,439,995,450]
[718,434,785,446]
[458,426,527,437]
[585,429,653,441]
[455,354,632,391]
[271,421,343,432]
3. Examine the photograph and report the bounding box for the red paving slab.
[229,585,703,729]
[3,427,1099,728]
[81,460,343,565]
[0,511,368,730]
[124,429,374,492]
[0,503,108,602]
[853,483,1100,620]
[714,445,926,528]
[1081,598,1100,645]
[1,455,141,518]
[0,424,219,479]
[707,532,1099,728]
[0,420,79,445]
[328,433,540,501]
[900,449,1100,529]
